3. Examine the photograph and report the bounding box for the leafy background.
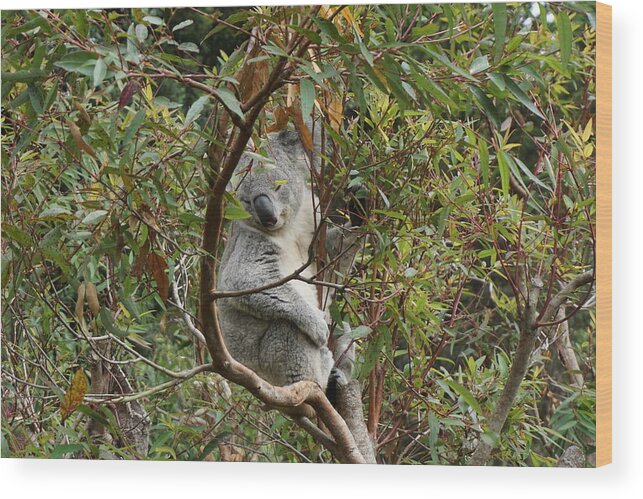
[1,2,596,465]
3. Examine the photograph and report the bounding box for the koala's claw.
[325,367,347,406]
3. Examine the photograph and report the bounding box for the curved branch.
[84,364,214,404]
[538,270,595,327]
[170,280,207,345]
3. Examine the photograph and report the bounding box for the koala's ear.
[227,153,252,192]
[275,130,302,149]
[274,118,326,173]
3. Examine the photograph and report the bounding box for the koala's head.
[235,130,310,232]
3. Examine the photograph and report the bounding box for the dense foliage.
[2,3,596,465]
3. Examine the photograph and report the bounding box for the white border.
[2,1,642,497]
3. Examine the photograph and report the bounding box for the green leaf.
[197,432,230,460]
[262,43,288,57]
[184,95,209,127]
[502,151,528,193]
[503,77,545,119]
[446,380,483,414]
[288,26,321,45]
[469,55,490,74]
[468,84,500,129]
[413,73,458,109]
[178,213,205,225]
[514,156,552,192]
[479,141,489,187]
[350,325,372,339]
[28,84,43,114]
[404,267,418,278]
[143,15,163,26]
[126,24,140,64]
[135,23,148,43]
[480,430,500,447]
[93,58,107,88]
[81,210,108,225]
[50,444,85,459]
[214,87,244,119]
[2,225,33,247]
[556,11,572,71]
[488,72,506,91]
[154,445,177,460]
[173,19,194,32]
[299,79,315,118]
[224,202,251,220]
[359,332,385,377]
[492,3,507,61]
[1,69,46,83]
[497,150,510,197]
[178,42,199,53]
[123,109,146,145]
[39,205,73,220]
[121,294,141,321]
[423,47,478,82]
[99,307,128,337]
[428,411,440,447]
[54,51,99,77]
[358,41,374,66]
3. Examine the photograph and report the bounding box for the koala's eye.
[275,184,282,192]
[240,198,251,205]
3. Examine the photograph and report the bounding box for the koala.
[217,129,358,392]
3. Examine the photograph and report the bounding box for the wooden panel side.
[596,1,612,468]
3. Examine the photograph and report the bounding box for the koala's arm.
[220,253,329,347]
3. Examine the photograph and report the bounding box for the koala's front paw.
[306,310,330,347]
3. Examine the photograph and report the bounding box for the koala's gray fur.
[217,129,354,390]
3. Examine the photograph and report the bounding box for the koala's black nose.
[253,194,278,227]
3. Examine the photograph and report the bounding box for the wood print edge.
[595,0,612,468]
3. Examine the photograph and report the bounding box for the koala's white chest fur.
[270,187,319,309]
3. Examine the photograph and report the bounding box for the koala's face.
[236,132,308,232]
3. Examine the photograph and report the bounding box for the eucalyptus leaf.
[93,58,106,87]
[214,87,244,119]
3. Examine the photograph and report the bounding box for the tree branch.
[468,269,594,466]
[538,270,595,327]
[85,364,213,404]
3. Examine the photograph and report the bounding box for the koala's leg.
[326,323,377,463]
[258,321,333,390]
[334,322,356,377]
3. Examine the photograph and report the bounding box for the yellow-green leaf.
[60,370,88,421]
